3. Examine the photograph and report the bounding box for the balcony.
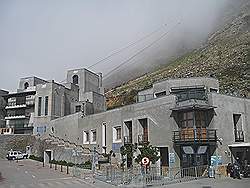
[235,130,244,142]
[138,134,149,145]
[5,104,26,109]
[5,115,27,120]
[173,128,217,144]
[124,136,132,144]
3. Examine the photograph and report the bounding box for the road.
[160,176,250,188]
[0,159,112,188]
[1,159,249,188]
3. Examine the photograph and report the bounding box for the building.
[0,89,8,128]
[0,68,105,135]
[45,76,250,169]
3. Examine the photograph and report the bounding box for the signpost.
[141,157,150,187]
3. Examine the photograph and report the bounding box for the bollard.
[61,165,63,172]
[43,161,44,167]
[55,164,57,170]
[50,163,52,168]
[67,165,69,174]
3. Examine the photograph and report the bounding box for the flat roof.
[228,143,250,147]
[170,104,216,111]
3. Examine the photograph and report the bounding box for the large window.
[44,96,48,116]
[179,111,207,128]
[180,111,194,128]
[38,97,42,116]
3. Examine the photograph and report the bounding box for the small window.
[92,130,96,142]
[75,105,81,113]
[155,91,166,98]
[44,96,48,116]
[210,88,218,93]
[113,126,122,142]
[72,75,79,84]
[38,97,42,116]
[83,131,90,144]
[24,82,29,89]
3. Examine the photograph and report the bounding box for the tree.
[120,142,160,168]
[135,143,160,165]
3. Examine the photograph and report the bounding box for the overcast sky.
[0,0,236,91]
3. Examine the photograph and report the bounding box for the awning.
[228,143,250,147]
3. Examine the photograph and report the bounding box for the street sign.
[142,157,150,166]
[169,152,175,163]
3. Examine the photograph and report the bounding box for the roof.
[228,143,250,147]
[170,104,216,111]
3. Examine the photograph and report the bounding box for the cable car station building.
[43,73,250,169]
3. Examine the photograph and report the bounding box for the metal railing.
[173,128,217,143]
[234,130,244,142]
[138,134,149,145]
[96,165,209,186]
[124,136,132,144]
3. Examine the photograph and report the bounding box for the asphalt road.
[160,176,250,188]
[0,159,112,188]
[1,159,249,188]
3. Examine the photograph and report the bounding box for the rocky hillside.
[105,2,250,110]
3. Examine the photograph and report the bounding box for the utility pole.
[92,146,96,183]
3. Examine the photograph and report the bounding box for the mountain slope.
[105,2,250,110]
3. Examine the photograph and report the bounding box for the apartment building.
[0,68,105,135]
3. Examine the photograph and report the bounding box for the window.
[24,82,29,89]
[72,75,79,84]
[91,130,96,143]
[44,96,48,116]
[195,111,206,128]
[38,97,42,116]
[75,105,81,113]
[116,127,121,140]
[113,126,122,143]
[180,111,194,128]
[83,131,90,144]
[155,91,166,98]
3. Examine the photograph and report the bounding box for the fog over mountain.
[0,0,246,91]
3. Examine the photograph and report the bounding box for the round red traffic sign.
[142,157,150,165]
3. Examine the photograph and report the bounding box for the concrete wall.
[18,77,47,91]
[46,89,250,168]
[153,77,219,95]
[210,93,250,164]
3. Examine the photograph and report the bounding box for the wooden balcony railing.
[173,128,217,143]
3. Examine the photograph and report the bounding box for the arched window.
[24,82,29,89]
[72,75,79,84]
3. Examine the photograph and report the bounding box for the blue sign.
[211,155,222,166]
[169,153,175,163]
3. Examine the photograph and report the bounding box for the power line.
[103,22,181,80]
[87,23,168,69]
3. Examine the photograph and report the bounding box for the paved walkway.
[0,159,114,188]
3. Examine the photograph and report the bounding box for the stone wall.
[0,135,35,159]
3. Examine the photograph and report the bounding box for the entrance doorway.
[44,150,53,164]
[181,145,210,168]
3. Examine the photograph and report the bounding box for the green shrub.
[29,155,44,162]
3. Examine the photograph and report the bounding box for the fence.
[95,165,209,187]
